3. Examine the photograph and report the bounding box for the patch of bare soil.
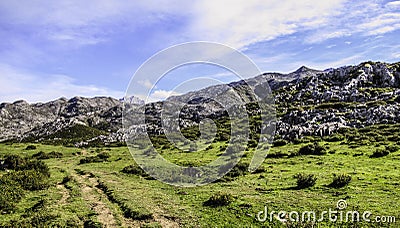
[56,184,69,204]
[74,173,119,227]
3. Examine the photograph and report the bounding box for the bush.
[324,134,344,142]
[370,148,389,158]
[203,192,234,207]
[1,155,50,177]
[83,220,102,228]
[294,173,317,189]
[273,139,288,147]
[0,156,50,213]
[121,165,146,176]
[61,175,73,185]
[32,151,63,159]
[298,143,326,155]
[2,154,28,170]
[0,176,25,212]
[329,173,351,188]
[18,159,50,177]
[142,222,162,228]
[385,145,399,153]
[218,162,248,181]
[247,139,258,148]
[25,145,37,150]
[8,170,49,191]
[97,152,110,159]
[6,211,60,227]
[79,152,110,164]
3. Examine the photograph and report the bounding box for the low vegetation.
[203,192,234,207]
[0,123,399,227]
[329,173,352,188]
[294,173,317,189]
[79,151,110,164]
[297,142,327,155]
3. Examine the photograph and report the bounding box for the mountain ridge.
[1,61,399,146]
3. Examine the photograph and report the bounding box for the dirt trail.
[153,214,180,228]
[73,170,180,227]
[73,172,119,227]
[56,184,69,204]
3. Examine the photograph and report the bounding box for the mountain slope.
[1,61,399,146]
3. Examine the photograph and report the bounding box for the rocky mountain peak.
[294,66,314,73]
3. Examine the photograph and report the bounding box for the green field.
[1,126,399,227]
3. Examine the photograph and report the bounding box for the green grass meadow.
[0,127,399,227]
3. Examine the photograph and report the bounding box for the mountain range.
[1,61,399,146]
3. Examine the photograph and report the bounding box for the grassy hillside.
[1,125,399,227]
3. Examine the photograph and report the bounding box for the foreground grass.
[0,138,399,227]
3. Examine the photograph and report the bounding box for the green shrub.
[96,152,110,159]
[25,199,47,214]
[61,175,73,184]
[385,145,399,153]
[142,222,162,228]
[370,148,389,158]
[219,144,227,151]
[18,159,50,177]
[294,173,317,189]
[329,173,351,188]
[1,155,50,176]
[32,151,63,159]
[247,139,258,148]
[0,176,25,212]
[79,152,110,164]
[8,211,60,227]
[83,220,102,228]
[298,143,326,155]
[25,145,37,150]
[218,162,248,181]
[324,134,344,142]
[0,155,51,212]
[8,170,49,190]
[121,165,146,176]
[2,154,28,169]
[273,139,288,147]
[203,192,234,207]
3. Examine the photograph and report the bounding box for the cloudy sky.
[0,0,399,102]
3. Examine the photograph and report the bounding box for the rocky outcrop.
[0,96,124,143]
[1,61,399,144]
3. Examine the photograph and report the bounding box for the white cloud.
[392,53,400,59]
[138,79,154,89]
[147,90,181,102]
[190,0,347,48]
[0,0,190,47]
[0,64,124,103]
[386,1,400,8]
[306,30,351,44]
[358,12,400,35]
[304,1,400,44]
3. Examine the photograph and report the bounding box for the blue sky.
[0,0,399,102]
